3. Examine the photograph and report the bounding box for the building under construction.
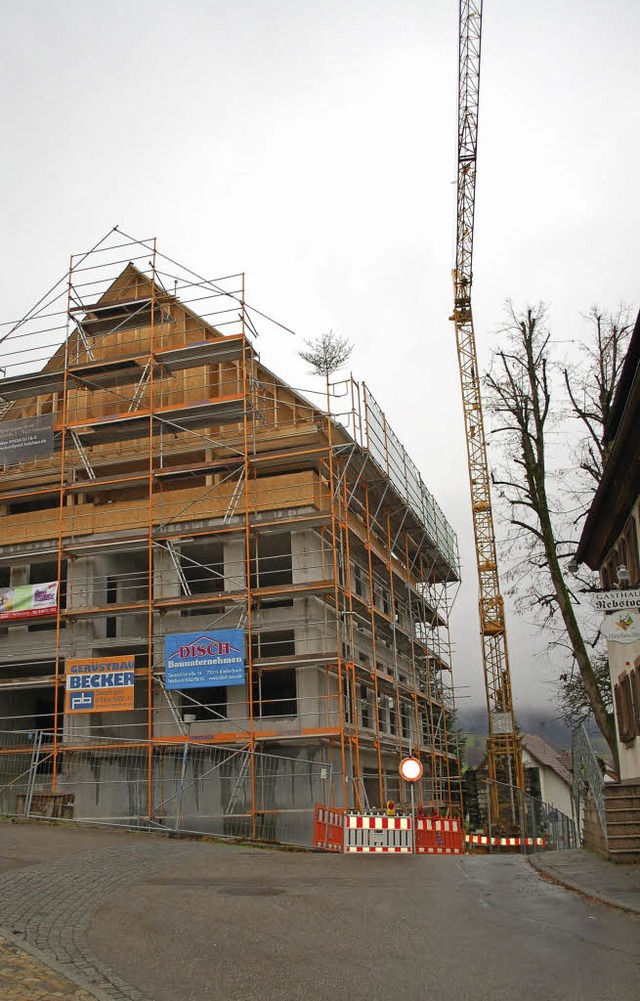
[0,231,461,843]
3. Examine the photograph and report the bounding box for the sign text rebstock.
[164,630,245,689]
[590,588,640,612]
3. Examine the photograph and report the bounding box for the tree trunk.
[538,504,619,773]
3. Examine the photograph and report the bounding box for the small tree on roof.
[299,330,353,378]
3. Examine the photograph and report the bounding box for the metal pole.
[24,730,43,818]
[410,781,416,854]
[486,778,493,853]
[321,765,329,850]
[174,740,190,832]
[519,788,527,855]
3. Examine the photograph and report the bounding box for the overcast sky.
[1,0,638,717]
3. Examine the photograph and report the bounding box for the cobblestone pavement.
[0,932,95,1000]
[0,824,228,1001]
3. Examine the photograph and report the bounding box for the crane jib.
[452,0,525,830]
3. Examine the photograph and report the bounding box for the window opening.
[106,575,117,638]
[250,630,295,660]
[360,684,370,729]
[250,533,292,590]
[181,541,225,595]
[181,686,228,721]
[252,668,297,717]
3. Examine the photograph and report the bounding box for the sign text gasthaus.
[65,656,135,714]
[590,588,640,612]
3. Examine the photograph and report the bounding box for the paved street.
[0,821,639,1001]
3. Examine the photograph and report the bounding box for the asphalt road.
[90,843,640,1001]
[0,823,639,1001]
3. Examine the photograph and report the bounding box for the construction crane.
[450,0,525,830]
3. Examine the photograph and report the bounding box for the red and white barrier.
[466,834,546,847]
[315,805,551,854]
[313,805,345,851]
[415,817,464,855]
[314,805,468,854]
[344,814,412,852]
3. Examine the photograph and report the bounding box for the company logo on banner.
[65,656,135,714]
[0,582,58,620]
[165,630,245,690]
[600,611,640,644]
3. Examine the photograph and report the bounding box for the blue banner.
[164,630,245,689]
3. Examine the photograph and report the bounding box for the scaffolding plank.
[62,395,246,446]
[157,336,246,371]
[0,337,246,402]
[68,357,146,389]
[0,369,66,401]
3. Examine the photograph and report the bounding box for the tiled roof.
[521,733,572,787]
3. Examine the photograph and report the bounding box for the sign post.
[399,756,423,854]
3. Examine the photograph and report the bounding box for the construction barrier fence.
[345,814,412,853]
[313,806,345,852]
[313,806,465,854]
[0,730,334,848]
[415,817,464,854]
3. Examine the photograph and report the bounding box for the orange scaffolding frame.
[0,229,462,822]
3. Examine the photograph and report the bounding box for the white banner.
[591,588,640,612]
[600,611,640,644]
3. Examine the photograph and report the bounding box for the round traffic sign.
[399,756,423,782]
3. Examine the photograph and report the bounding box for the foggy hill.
[459,706,571,749]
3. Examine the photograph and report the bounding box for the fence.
[572,723,606,846]
[1,730,578,853]
[315,808,465,854]
[0,730,333,848]
[464,774,578,852]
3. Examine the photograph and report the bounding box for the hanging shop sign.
[0,582,58,620]
[0,414,54,465]
[590,588,640,612]
[165,630,245,689]
[600,611,640,644]
[65,656,136,714]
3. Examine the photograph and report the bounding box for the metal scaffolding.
[0,229,462,840]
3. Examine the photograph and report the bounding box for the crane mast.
[451,0,525,827]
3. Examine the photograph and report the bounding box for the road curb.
[528,856,640,917]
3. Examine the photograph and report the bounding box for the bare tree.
[299,330,352,378]
[564,306,632,488]
[485,302,619,771]
[558,653,613,731]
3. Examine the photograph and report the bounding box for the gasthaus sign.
[590,588,640,612]
[65,656,135,714]
[165,630,245,689]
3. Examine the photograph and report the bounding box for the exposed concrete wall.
[53,742,338,845]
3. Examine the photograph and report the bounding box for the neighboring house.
[576,308,640,859]
[463,733,578,844]
[521,733,574,822]
[0,235,462,840]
